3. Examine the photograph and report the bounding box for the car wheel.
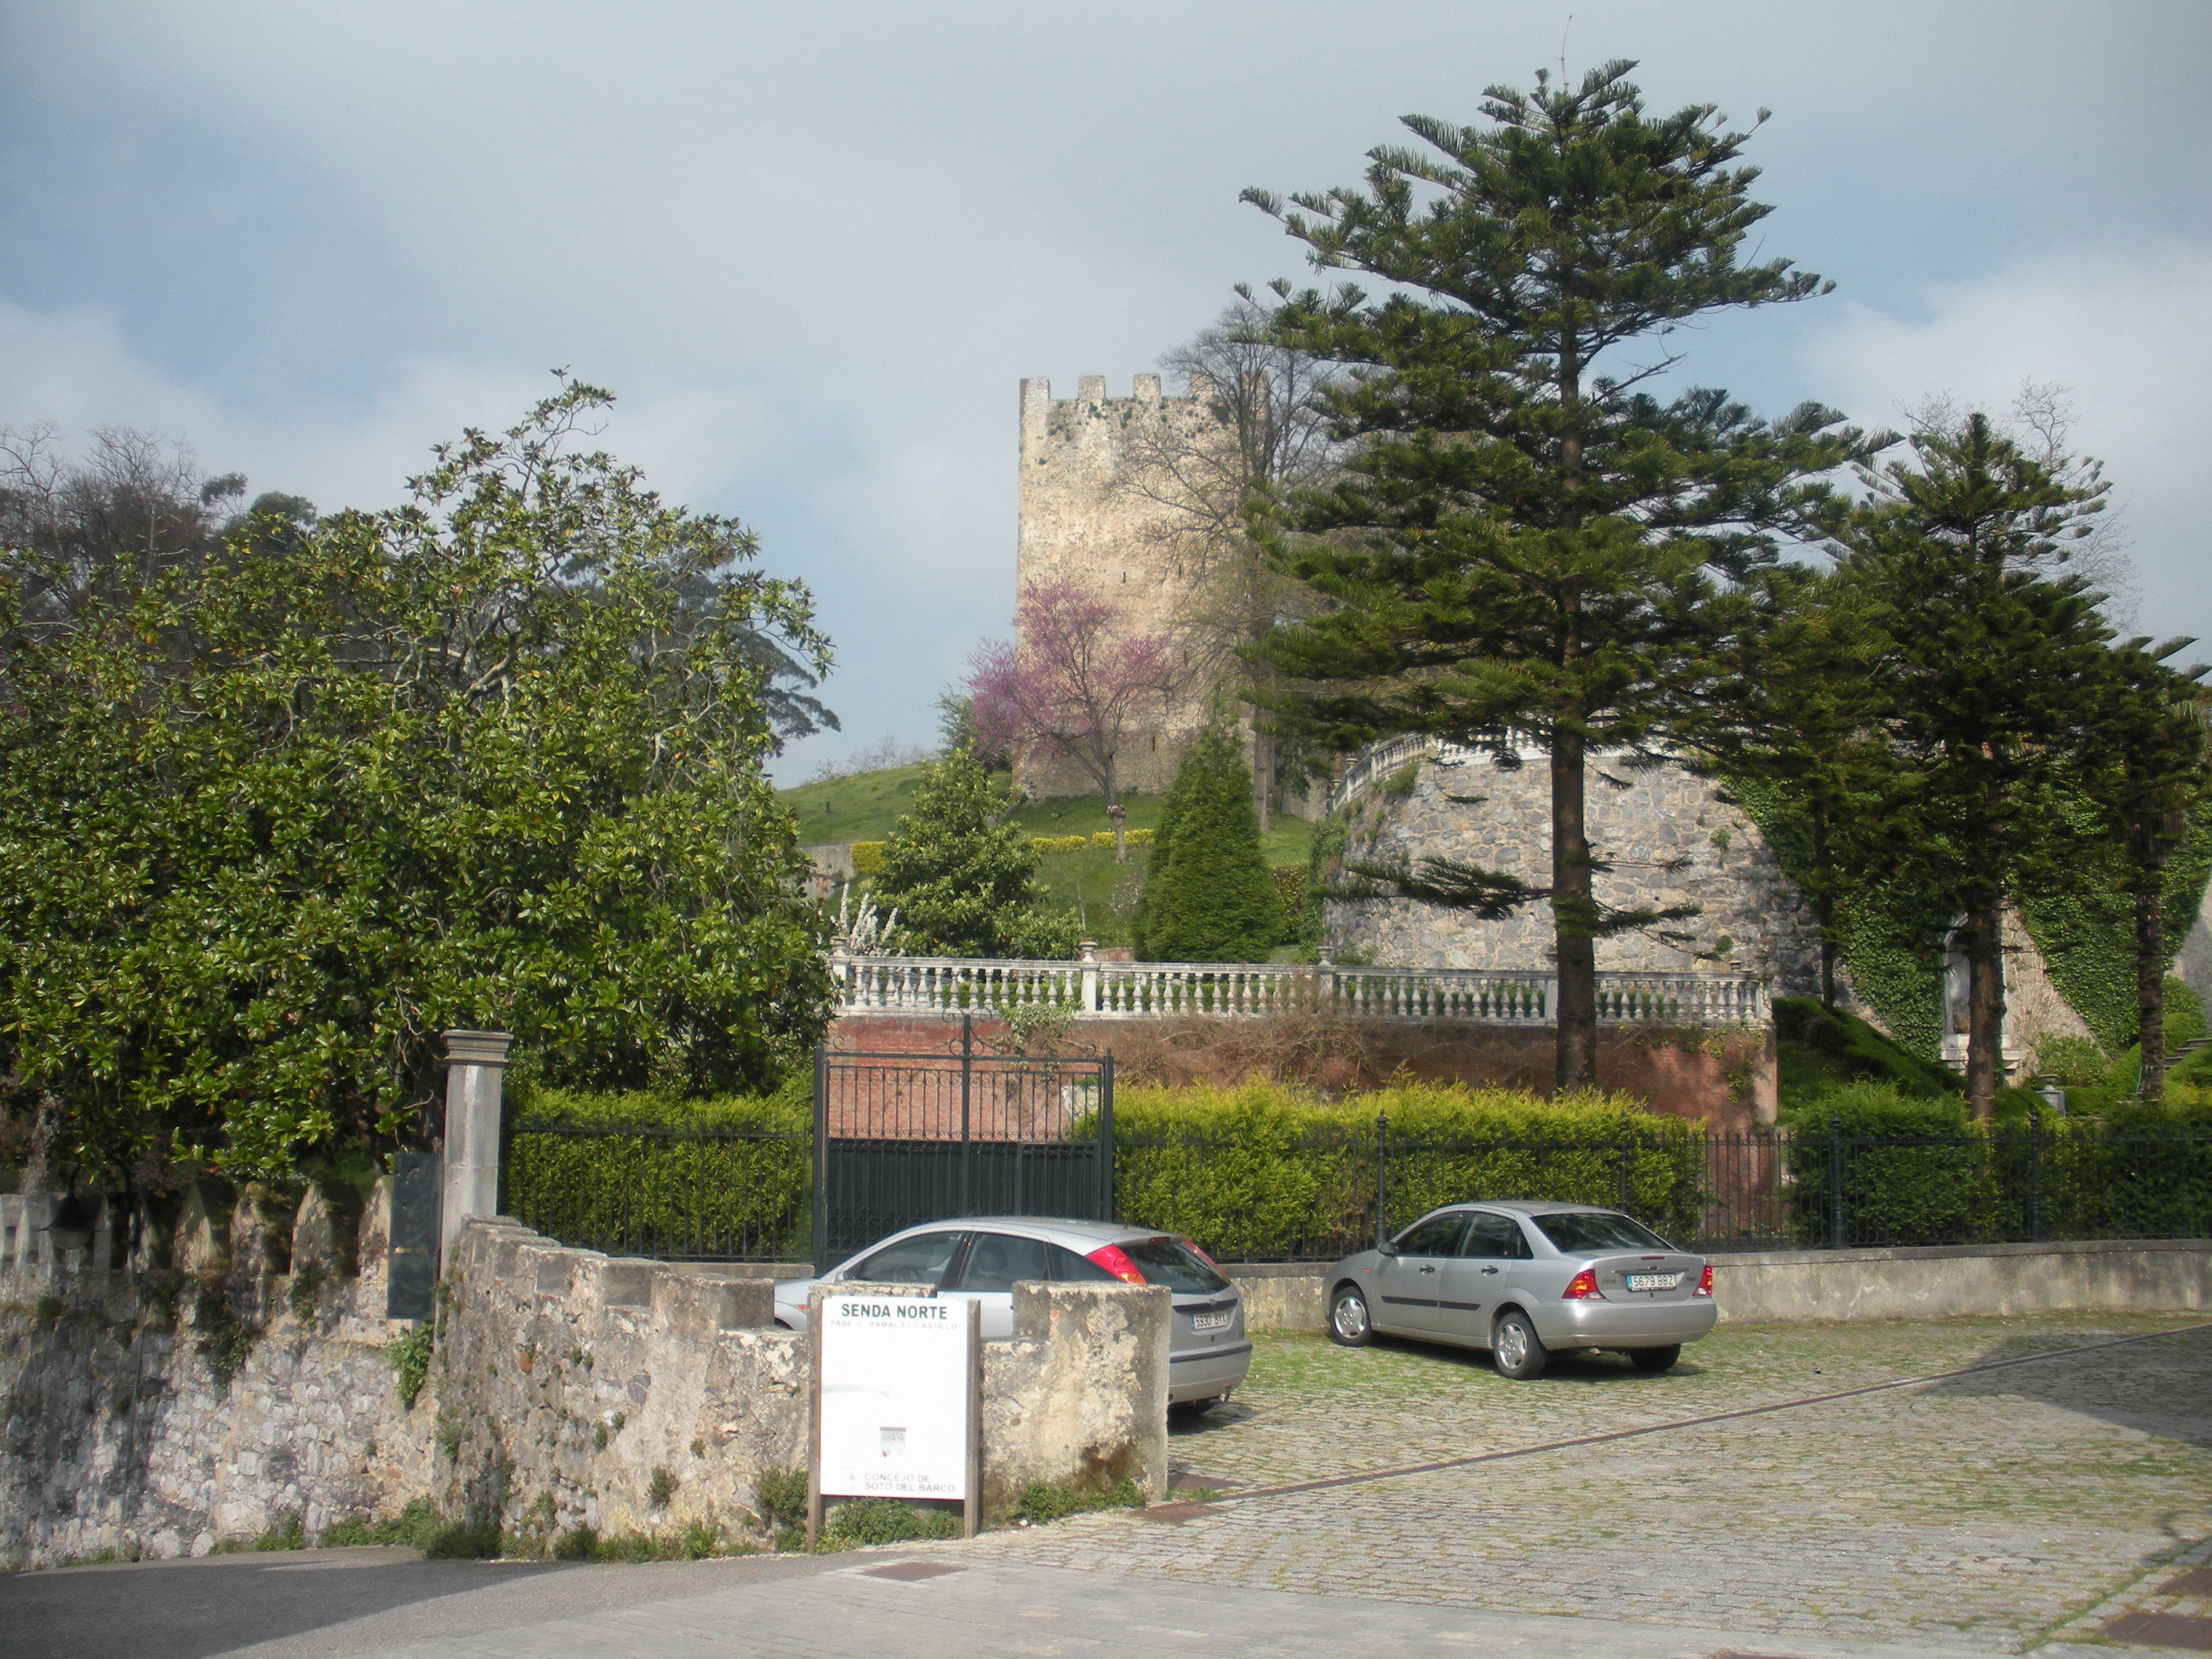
[1168,1397,1220,1420]
[1328,1284,1375,1347]
[1629,1344,1681,1374]
[1490,1310,1547,1380]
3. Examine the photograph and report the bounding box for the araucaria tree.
[1830,411,2121,1118]
[2085,643,2209,1103]
[968,578,1179,860]
[0,381,835,1189]
[1134,730,1283,962]
[869,744,1080,959]
[1243,61,1872,1090]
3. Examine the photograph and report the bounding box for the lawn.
[779,763,1317,951]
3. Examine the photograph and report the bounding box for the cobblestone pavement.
[971,1313,2212,1654]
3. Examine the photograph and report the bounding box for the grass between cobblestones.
[981,1313,2212,1652]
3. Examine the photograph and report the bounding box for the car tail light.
[1562,1267,1604,1300]
[1694,1264,1714,1297]
[1178,1237,1222,1270]
[1086,1243,1146,1284]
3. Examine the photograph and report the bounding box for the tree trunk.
[1103,767,1126,865]
[1253,727,1272,835]
[1551,726,1598,1091]
[2135,856,2168,1103]
[1964,899,2005,1121]
[1811,807,1837,1007]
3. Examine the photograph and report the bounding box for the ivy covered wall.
[1728,780,2212,1060]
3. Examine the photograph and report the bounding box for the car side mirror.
[1376,1239,1398,1257]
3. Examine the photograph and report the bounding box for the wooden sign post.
[807,1292,982,1548]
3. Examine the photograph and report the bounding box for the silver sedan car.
[1324,1202,1716,1378]
[773,1216,1250,1412]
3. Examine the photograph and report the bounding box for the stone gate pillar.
[440,1029,512,1256]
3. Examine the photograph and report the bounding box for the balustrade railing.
[833,952,1768,1027]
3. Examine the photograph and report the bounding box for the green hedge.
[1776,1080,2212,1246]
[1098,1081,1705,1260]
[504,1080,810,1260]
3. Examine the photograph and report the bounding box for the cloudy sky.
[4,2,2207,780]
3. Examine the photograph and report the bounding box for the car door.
[940,1229,1057,1339]
[1371,1212,1465,1334]
[1433,1210,1529,1344]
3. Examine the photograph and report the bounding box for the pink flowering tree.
[968,579,1180,862]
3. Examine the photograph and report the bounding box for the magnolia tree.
[968,579,1180,860]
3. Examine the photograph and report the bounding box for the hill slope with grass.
[782,761,1314,951]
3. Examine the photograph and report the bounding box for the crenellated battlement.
[1019,371,1217,414]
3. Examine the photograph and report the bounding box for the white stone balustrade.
[832,950,1769,1027]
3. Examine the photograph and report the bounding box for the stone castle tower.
[1013,374,1224,799]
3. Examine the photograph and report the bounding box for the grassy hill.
[779,762,1315,951]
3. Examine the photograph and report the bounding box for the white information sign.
[817,1294,975,1500]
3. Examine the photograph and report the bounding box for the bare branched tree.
[0,422,243,637]
[1116,289,1348,826]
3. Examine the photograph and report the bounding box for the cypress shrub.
[1134,731,1280,963]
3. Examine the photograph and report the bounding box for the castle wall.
[1013,375,1218,799]
[1324,752,1827,993]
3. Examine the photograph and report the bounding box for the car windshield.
[1533,1211,1675,1254]
[1118,1237,1230,1294]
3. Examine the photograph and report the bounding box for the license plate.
[1191,1308,1233,1331]
[1625,1272,1681,1292]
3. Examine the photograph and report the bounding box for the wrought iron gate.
[812,1019,1115,1262]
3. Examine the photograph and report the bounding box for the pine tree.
[870,744,1079,959]
[1833,412,2118,1118]
[2082,643,2209,1102]
[1241,61,1874,1090]
[1691,566,1894,1007]
[1135,730,1282,962]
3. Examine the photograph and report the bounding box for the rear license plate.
[1625,1272,1681,1292]
[1190,1309,1233,1331]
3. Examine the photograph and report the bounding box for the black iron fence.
[503,1108,2212,1265]
[1108,1121,2212,1261]
[504,1121,810,1261]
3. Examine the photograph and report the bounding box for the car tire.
[1629,1344,1681,1374]
[1168,1397,1220,1420]
[1328,1284,1375,1347]
[1490,1310,1548,1380]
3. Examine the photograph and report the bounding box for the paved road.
[0,1549,2047,1659]
[7,1313,2208,1658]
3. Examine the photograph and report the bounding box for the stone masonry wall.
[0,1179,436,1569]
[434,1219,1169,1540]
[1015,375,1220,800]
[3,1196,1173,1567]
[1327,752,1827,992]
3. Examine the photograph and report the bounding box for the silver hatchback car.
[773,1216,1250,1411]
[1324,1202,1716,1378]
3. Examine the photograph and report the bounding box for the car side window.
[1394,1214,1465,1257]
[1049,1243,1119,1283]
[1460,1213,1531,1260]
[851,1231,964,1287]
[952,1231,1056,1294]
